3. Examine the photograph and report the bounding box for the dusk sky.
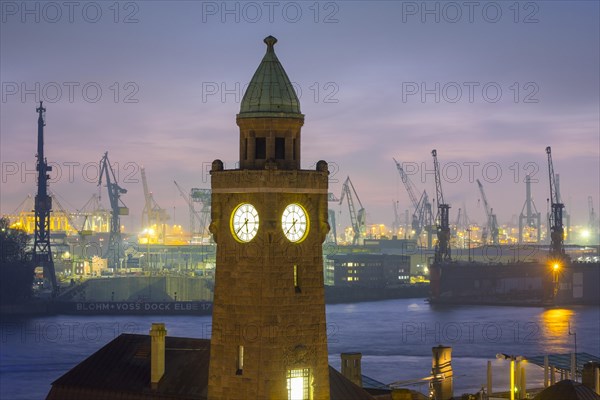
[1,1,598,233]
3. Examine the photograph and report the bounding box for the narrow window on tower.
[287,368,310,400]
[275,137,285,159]
[293,138,297,160]
[294,264,301,293]
[236,345,244,375]
[255,138,266,159]
[244,138,248,160]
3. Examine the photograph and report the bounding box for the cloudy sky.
[1,1,598,234]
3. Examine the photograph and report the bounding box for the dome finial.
[264,35,277,51]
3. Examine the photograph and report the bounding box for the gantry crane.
[393,158,435,247]
[431,150,451,262]
[546,146,567,261]
[476,179,499,245]
[190,187,212,239]
[141,167,169,242]
[98,152,128,269]
[32,102,57,294]
[519,175,541,243]
[339,176,366,245]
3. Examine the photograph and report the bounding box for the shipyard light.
[581,229,590,239]
[553,263,560,271]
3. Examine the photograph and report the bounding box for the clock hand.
[286,219,297,235]
[236,218,248,234]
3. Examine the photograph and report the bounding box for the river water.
[1,299,598,399]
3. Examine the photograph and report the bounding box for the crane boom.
[174,181,204,235]
[339,176,366,245]
[393,158,419,209]
[431,150,451,261]
[141,167,169,242]
[546,146,566,260]
[98,152,128,268]
[394,158,429,238]
[476,179,499,245]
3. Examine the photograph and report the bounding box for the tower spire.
[237,36,304,170]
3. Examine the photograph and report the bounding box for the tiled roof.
[47,334,210,400]
[533,380,600,400]
[47,333,376,400]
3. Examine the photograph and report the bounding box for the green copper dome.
[238,36,303,119]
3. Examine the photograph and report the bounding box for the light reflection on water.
[1,299,598,399]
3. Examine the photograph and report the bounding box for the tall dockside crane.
[174,181,205,237]
[393,158,434,247]
[476,179,499,245]
[32,102,58,294]
[431,150,451,262]
[555,174,571,243]
[393,158,421,236]
[190,187,212,239]
[327,192,340,245]
[339,176,366,245]
[519,175,541,243]
[546,146,567,261]
[141,167,169,242]
[98,152,129,269]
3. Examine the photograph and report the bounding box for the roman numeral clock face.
[231,203,259,242]
[282,203,309,242]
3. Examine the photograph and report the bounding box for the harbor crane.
[546,146,567,261]
[476,179,499,245]
[174,181,206,238]
[339,176,366,245]
[393,158,435,247]
[518,175,541,242]
[190,187,212,238]
[326,193,339,244]
[32,101,58,294]
[431,150,451,262]
[98,152,129,269]
[141,167,169,242]
[393,158,421,236]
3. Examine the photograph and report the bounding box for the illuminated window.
[236,345,243,375]
[287,368,310,400]
[294,265,301,293]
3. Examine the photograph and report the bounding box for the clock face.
[231,203,259,242]
[282,203,309,242]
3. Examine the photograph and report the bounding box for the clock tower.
[207,36,331,400]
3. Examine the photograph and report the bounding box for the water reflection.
[538,308,574,353]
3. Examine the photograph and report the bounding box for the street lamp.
[496,353,525,400]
